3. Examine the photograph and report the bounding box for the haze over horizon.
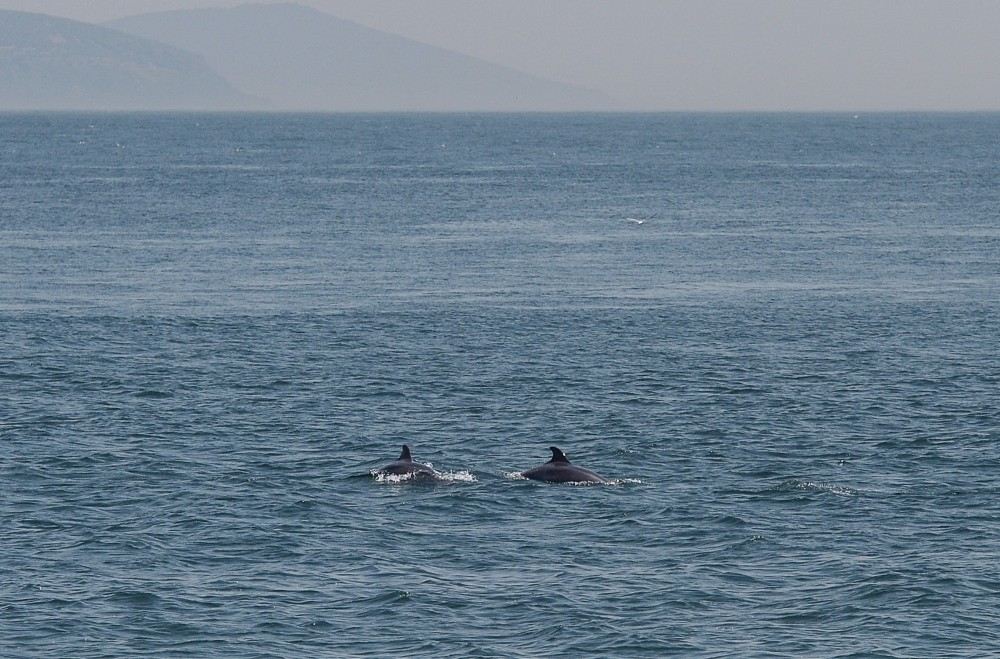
[3,0,1000,110]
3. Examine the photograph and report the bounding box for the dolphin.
[521,446,607,483]
[372,445,440,480]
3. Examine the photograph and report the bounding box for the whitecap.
[369,468,476,484]
[434,470,477,483]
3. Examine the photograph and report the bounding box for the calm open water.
[2,113,999,657]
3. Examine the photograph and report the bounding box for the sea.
[2,113,998,658]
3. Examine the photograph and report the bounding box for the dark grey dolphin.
[373,445,440,480]
[521,446,607,483]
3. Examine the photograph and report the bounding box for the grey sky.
[4,0,1000,110]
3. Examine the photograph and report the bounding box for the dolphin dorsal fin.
[398,445,412,461]
[548,446,569,463]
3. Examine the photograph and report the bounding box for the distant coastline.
[0,4,613,112]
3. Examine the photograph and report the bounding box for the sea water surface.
[2,113,999,657]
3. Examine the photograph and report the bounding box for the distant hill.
[0,9,253,110]
[107,3,614,111]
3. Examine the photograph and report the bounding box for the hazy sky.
[5,0,1000,110]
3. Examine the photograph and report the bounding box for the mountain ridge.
[107,3,615,111]
[0,9,255,110]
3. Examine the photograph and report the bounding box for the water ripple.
[3,113,1000,658]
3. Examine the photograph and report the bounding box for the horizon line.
[4,109,1000,115]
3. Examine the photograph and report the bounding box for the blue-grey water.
[2,113,999,657]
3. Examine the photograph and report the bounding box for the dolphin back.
[372,445,441,480]
[521,446,606,483]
